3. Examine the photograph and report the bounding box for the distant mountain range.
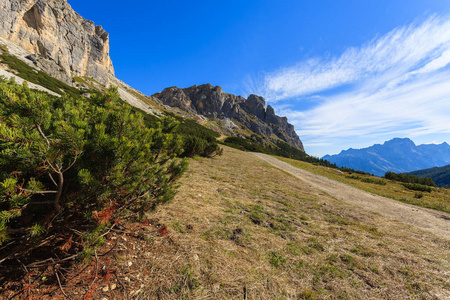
[408,165,450,188]
[322,138,450,177]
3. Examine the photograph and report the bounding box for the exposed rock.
[0,0,114,85]
[153,84,304,151]
[241,94,266,121]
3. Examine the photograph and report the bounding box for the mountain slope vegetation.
[3,147,449,298]
[409,164,450,188]
[0,77,225,271]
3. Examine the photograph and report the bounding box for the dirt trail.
[252,153,450,239]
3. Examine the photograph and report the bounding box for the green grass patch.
[0,52,80,97]
[268,251,287,268]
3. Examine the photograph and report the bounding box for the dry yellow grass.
[277,157,450,213]
[118,147,449,299]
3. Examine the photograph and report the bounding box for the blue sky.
[68,0,450,157]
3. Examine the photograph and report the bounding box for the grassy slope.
[278,157,450,214]
[0,48,81,97]
[128,147,449,299]
[3,146,449,299]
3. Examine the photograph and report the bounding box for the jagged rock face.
[241,94,266,121]
[153,84,304,151]
[0,0,114,84]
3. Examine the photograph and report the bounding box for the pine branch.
[35,123,50,148]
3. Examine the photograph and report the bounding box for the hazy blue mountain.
[408,165,450,188]
[322,138,450,176]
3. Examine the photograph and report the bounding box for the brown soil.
[252,153,450,239]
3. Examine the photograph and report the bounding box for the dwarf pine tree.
[0,77,187,246]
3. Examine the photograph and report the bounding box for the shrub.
[0,79,187,251]
[180,135,222,157]
[360,177,387,185]
[155,113,222,158]
[385,171,435,187]
[402,183,432,193]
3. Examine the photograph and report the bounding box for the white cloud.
[259,16,450,101]
[251,15,450,156]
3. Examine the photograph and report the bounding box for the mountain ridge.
[323,138,450,176]
[152,84,304,151]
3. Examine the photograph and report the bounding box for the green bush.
[345,175,386,185]
[223,136,268,153]
[414,192,424,199]
[180,135,222,157]
[0,79,187,249]
[360,178,387,185]
[402,183,432,193]
[144,112,222,158]
[385,171,436,187]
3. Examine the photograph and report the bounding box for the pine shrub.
[0,78,187,248]
[385,171,436,187]
[402,183,432,193]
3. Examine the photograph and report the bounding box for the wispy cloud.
[250,15,450,156]
[258,15,450,100]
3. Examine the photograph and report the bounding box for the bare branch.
[17,258,31,296]
[56,269,73,300]
[19,188,58,194]
[84,250,98,298]
[45,159,59,174]
[48,173,58,187]
[27,201,54,205]
[35,124,50,148]
[53,171,64,211]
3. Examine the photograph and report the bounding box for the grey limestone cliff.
[153,84,304,151]
[0,0,114,85]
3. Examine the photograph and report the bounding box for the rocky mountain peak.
[383,138,415,147]
[0,0,114,85]
[241,94,266,121]
[153,84,304,151]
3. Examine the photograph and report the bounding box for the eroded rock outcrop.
[0,0,114,84]
[153,84,304,151]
